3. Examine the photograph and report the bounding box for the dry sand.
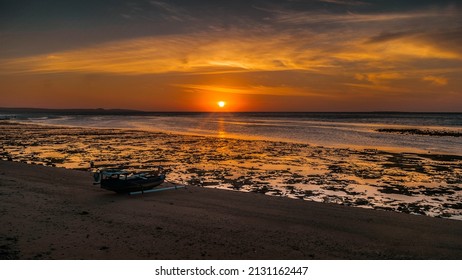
[1,160,461,259]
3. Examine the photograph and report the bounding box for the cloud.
[174,84,323,97]
[343,82,416,94]
[355,72,404,84]
[365,31,420,44]
[418,28,462,56]
[2,27,460,79]
[365,28,462,59]
[332,29,462,67]
[422,76,448,86]
[149,0,194,22]
[119,0,194,22]
[0,30,333,75]
[317,0,367,5]
[270,10,452,25]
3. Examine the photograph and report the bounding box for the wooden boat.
[93,168,165,193]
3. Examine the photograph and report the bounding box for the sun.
[217,101,226,108]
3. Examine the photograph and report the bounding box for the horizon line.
[0,107,461,114]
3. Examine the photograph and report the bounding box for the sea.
[3,111,462,156]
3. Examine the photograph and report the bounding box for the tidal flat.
[1,121,461,219]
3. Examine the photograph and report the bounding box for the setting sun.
[218,101,226,108]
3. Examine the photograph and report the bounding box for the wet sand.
[1,121,462,219]
[1,160,462,259]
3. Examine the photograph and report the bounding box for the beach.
[1,120,462,259]
[1,160,462,259]
[1,120,462,219]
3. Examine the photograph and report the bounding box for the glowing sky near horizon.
[1,0,461,111]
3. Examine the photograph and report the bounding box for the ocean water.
[7,112,462,156]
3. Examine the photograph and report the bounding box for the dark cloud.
[365,31,421,44]
[1,1,459,63]
[420,27,462,55]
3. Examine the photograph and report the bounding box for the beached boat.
[93,169,165,193]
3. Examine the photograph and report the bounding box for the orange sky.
[1,0,461,111]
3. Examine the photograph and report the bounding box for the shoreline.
[1,121,462,220]
[1,160,462,259]
[19,120,455,157]
[13,116,462,156]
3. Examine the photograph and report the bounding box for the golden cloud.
[174,84,323,97]
[0,31,332,75]
[1,26,460,80]
[355,72,404,83]
[422,75,448,86]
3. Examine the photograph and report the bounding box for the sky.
[1,0,461,112]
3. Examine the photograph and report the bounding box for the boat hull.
[100,175,165,193]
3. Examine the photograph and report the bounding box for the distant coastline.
[1,107,462,115]
[0,107,146,115]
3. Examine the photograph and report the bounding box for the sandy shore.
[1,160,462,259]
[2,121,462,219]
